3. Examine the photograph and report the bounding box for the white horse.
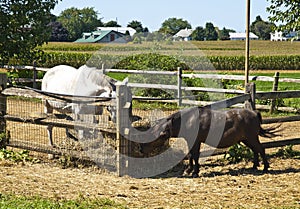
[42,64,116,146]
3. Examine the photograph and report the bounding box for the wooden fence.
[1,65,300,176]
[6,64,300,113]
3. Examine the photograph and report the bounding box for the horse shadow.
[153,158,300,179]
[200,166,300,178]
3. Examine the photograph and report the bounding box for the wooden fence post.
[0,74,7,149]
[116,82,131,176]
[32,61,37,89]
[102,63,105,74]
[270,72,280,114]
[177,67,182,106]
[245,82,256,110]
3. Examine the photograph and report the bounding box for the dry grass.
[0,157,299,208]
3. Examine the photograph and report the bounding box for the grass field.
[0,194,127,209]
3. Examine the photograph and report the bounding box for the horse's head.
[139,117,173,155]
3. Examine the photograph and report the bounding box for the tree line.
[0,0,299,65]
[48,7,274,42]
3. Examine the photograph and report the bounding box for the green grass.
[0,194,127,209]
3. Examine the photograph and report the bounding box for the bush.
[224,143,254,163]
[272,145,300,159]
[0,149,38,163]
[113,53,188,71]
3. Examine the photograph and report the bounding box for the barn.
[74,30,127,43]
[173,28,194,41]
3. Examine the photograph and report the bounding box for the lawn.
[0,194,127,209]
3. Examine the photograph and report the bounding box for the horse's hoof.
[263,168,269,174]
[192,173,199,178]
[184,168,192,175]
[182,171,189,177]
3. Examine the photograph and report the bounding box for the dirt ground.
[0,157,299,208]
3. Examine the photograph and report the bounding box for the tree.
[58,7,103,41]
[127,20,144,33]
[48,21,69,42]
[0,0,60,64]
[143,27,149,33]
[218,27,231,40]
[267,0,300,32]
[191,26,205,41]
[205,22,218,40]
[104,20,121,27]
[159,17,191,36]
[250,16,275,40]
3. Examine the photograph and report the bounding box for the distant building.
[74,30,127,43]
[97,27,136,36]
[173,28,194,41]
[229,32,258,40]
[270,31,299,41]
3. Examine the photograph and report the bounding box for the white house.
[173,28,194,41]
[229,32,258,40]
[270,31,299,41]
[97,27,136,36]
[270,31,287,41]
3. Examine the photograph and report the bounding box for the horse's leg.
[243,137,269,172]
[188,141,201,178]
[184,153,193,175]
[242,140,259,170]
[44,100,54,146]
[191,149,200,178]
[44,100,55,159]
[253,144,269,172]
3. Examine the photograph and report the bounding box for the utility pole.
[245,0,251,87]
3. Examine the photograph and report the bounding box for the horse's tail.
[256,110,282,138]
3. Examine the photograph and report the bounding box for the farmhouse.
[270,31,299,41]
[74,30,127,43]
[229,32,258,40]
[173,28,194,41]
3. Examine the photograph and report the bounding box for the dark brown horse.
[140,107,280,177]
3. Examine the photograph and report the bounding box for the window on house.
[110,34,115,41]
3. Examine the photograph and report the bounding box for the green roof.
[74,30,112,43]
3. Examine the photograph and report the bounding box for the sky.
[52,0,272,32]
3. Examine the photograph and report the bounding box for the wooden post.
[270,72,280,114]
[244,0,251,86]
[102,63,105,74]
[116,82,131,176]
[0,74,7,149]
[177,67,182,106]
[32,61,37,89]
[245,82,256,110]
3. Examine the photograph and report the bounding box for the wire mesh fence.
[4,95,119,170]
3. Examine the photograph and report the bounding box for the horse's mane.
[78,65,114,91]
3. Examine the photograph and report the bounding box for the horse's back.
[42,65,77,93]
[205,108,261,148]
